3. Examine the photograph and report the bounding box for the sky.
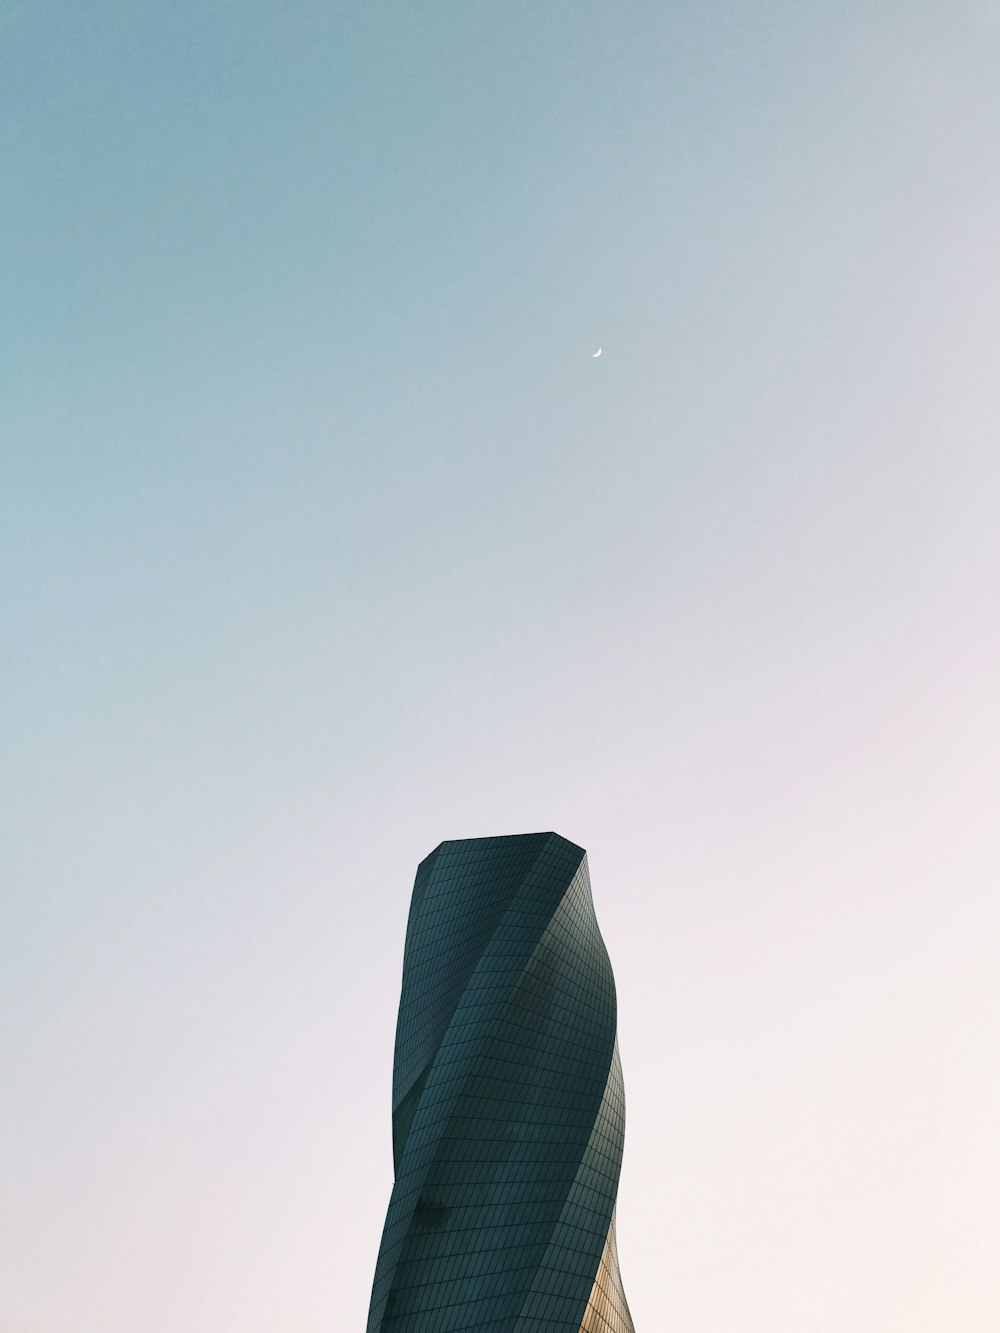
[2,2,999,1330]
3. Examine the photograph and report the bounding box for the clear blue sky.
[3,4,999,1330]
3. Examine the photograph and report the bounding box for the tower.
[366,832,635,1333]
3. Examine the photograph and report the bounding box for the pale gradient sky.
[2,3,999,1331]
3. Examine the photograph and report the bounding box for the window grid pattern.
[367,833,635,1333]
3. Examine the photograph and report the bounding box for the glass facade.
[367,832,635,1333]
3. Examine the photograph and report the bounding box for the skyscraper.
[367,832,635,1333]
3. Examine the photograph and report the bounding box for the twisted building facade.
[367,832,635,1333]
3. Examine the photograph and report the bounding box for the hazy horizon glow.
[2,4,998,1331]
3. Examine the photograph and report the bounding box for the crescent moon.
[592,347,602,357]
